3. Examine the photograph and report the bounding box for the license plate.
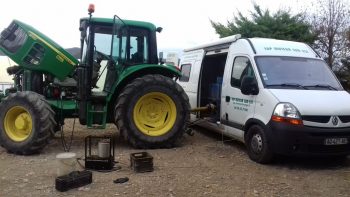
[324,138,348,145]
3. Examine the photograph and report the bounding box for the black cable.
[60,118,75,152]
[59,96,77,152]
[93,165,121,173]
[187,117,213,127]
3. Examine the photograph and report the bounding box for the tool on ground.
[130,152,154,173]
[55,170,92,192]
[85,136,115,170]
[113,177,129,184]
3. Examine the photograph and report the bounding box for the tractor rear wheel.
[115,74,190,148]
[0,91,56,155]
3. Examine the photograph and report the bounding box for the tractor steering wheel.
[94,50,115,84]
[95,50,111,64]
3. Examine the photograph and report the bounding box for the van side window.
[231,57,255,88]
[179,64,191,82]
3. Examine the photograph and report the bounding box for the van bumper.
[266,121,350,156]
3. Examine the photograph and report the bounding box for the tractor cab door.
[78,22,117,127]
[103,23,151,92]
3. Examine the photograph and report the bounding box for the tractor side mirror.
[241,76,259,95]
[156,27,163,33]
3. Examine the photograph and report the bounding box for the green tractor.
[0,7,190,155]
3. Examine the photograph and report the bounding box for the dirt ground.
[1,119,350,197]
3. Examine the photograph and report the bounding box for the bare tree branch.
[308,0,350,69]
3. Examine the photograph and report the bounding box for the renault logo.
[331,116,338,126]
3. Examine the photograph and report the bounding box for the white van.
[177,35,350,163]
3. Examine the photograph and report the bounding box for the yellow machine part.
[133,92,177,136]
[4,106,33,142]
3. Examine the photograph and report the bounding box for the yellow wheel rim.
[4,106,33,142]
[133,92,177,137]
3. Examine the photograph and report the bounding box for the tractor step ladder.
[87,92,108,129]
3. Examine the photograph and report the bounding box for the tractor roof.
[80,17,157,31]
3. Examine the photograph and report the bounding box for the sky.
[0,0,310,50]
[0,0,313,82]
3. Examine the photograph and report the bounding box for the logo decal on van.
[331,116,338,126]
[232,97,254,112]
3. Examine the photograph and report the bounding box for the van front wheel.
[246,125,273,164]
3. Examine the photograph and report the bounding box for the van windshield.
[255,56,342,90]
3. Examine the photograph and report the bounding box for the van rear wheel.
[246,125,273,164]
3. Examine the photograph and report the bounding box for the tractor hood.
[269,89,350,116]
[0,20,78,80]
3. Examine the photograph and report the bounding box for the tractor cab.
[77,16,163,127]
[78,17,159,91]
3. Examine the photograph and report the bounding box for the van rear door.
[177,49,205,108]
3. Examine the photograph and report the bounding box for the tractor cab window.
[84,22,150,66]
[93,25,113,62]
[81,27,89,63]
[94,33,112,55]
[112,27,150,65]
[129,28,149,64]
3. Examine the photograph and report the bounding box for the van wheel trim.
[251,133,263,154]
[246,124,273,164]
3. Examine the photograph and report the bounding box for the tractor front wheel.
[115,74,190,148]
[0,91,56,155]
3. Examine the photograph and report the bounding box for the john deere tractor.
[0,7,190,155]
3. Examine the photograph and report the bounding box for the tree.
[211,4,316,44]
[334,29,350,90]
[335,57,350,90]
[308,0,350,69]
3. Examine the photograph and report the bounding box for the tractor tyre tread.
[115,74,190,148]
[0,91,56,155]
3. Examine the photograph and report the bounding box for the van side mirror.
[241,76,259,95]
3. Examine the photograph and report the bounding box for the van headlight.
[271,103,303,125]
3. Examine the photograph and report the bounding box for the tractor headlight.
[271,103,302,125]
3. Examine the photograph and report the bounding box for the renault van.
[177,35,350,163]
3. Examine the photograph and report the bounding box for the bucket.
[56,152,77,177]
[98,141,110,158]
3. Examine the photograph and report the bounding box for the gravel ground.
[1,119,350,197]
